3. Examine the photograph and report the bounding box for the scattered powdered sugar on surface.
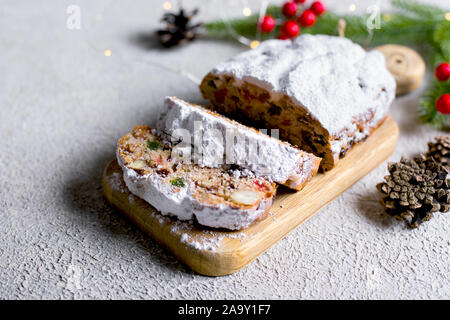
[180,233,189,243]
[226,232,247,241]
[170,219,193,233]
[179,232,225,252]
[108,172,127,193]
[158,217,167,225]
[268,211,279,221]
[147,208,172,225]
[156,214,170,225]
[175,221,249,251]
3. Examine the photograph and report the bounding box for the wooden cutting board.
[102,115,398,276]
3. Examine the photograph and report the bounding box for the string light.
[250,40,260,49]
[445,12,450,21]
[383,14,391,22]
[104,49,112,57]
[163,2,172,10]
[217,0,267,47]
[349,4,356,12]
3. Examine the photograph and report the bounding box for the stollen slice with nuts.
[156,96,321,190]
[117,125,277,231]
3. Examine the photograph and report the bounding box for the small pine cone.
[156,9,202,48]
[376,154,450,228]
[426,136,450,169]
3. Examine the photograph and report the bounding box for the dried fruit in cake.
[117,126,277,230]
[200,35,396,171]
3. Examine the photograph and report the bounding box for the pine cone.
[426,136,450,168]
[156,9,202,48]
[376,155,450,228]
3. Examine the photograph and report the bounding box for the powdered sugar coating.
[116,150,272,231]
[179,233,225,252]
[156,97,318,188]
[211,34,396,136]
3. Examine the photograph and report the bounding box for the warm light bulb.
[349,4,356,12]
[250,40,260,49]
[104,49,112,57]
[383,14,391,22]
[163,2,172,10]
[445,12,450,21]
[243,7,252,16]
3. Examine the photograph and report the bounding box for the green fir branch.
[391,0,445,20]
[205,4,438,46]
[433,20,450,63]
[419,81,450,128]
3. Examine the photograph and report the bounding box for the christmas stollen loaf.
[117,125,277,230]
[156,96,321,190]
[200,34,396,170]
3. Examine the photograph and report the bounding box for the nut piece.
[128,159,146,170]
[230,190,262,206]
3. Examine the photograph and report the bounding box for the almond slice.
[230,190,262,206]
[128,159,146,170]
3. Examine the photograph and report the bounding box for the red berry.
[298,9,316,27]
[294,0,306,3]
[260,15,276,33]
[282,1,297,18]
[281,20,300,38]
[435,62,450,81]
[311,1,326,15]
[277,34,289,40]
[436,94,450,114]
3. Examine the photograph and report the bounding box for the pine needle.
[419,81,450,128]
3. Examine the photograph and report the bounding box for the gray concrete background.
[0,0,448,299]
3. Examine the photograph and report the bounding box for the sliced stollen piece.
[117,125,277,230]
[156,96,321,190]
[200,34,396,170]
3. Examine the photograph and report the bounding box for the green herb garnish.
[147,140,160,150]
[170,177,185,187]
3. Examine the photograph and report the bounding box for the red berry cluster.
[434,62,450,114]
[259,1,326,39]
